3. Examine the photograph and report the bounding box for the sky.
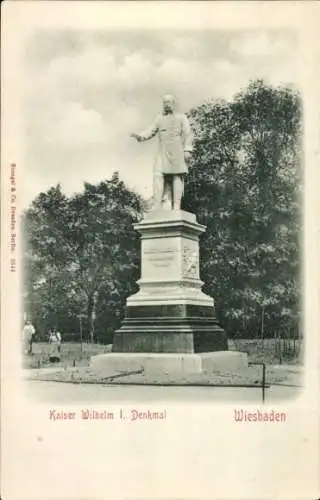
[22,29,299,208]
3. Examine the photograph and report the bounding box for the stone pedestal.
[112,209,228,353]
[91,352,202,377]
[90,351,248,378]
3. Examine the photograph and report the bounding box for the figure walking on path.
[48,328,61,363]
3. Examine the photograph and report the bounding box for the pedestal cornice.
[135,209,206,238]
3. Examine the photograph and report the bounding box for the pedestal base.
[112,304,228,353]
[201,351,248,373]
[91,352,202,377]
[90,351,248,378]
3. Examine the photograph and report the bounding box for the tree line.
[22,79,302,342]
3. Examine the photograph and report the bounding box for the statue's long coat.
[138,113,193,175]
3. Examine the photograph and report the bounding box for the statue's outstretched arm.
[131,115,160,142]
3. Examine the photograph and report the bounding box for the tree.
[23,80,302,342]
[183,79,302,338]
[22,173,144,342]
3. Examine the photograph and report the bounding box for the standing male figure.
[131,94,193,210]
[52,327,62,353]
[22,319,36,355]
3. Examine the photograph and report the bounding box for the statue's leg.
[162,175,172,210]
[153,173,164,209]
[173,174,184,210]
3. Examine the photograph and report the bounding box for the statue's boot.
[162,197,172,210]
[153,173,165,209]
[162,175,173,210]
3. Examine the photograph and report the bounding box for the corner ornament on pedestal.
[182,246,199,279]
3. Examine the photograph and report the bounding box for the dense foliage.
[23,80,302,342]
[23,172,144,342]
[183,79,302,338]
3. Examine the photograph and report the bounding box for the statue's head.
[162,94,176,114]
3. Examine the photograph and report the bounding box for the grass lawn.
[229,338,302,365]
[23,342,112,369]
[25,363,303,387]
[24,340,303,387]
[24,338,302,370]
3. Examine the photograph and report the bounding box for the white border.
[1,2,319,499]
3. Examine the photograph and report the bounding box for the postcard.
[1,1,319,499]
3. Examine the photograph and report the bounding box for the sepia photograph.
[21,27,303,404]
[1,2,319,500]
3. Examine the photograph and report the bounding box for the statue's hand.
[130,133,142,142]
[184,151,192,162]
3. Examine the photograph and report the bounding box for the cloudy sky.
[23,29,299,208]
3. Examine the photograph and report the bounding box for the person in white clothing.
[53,327,62,353]
[22,320,36,355]
[49,328,61,363]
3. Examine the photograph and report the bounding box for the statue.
[131,94,193,211]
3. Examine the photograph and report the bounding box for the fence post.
[262,363,266,404]
[248,362,267,404]
[279,335,282,365]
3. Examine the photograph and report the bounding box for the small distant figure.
[53,327,62,353]
[22,319,36,355]
[48,328,61,363]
